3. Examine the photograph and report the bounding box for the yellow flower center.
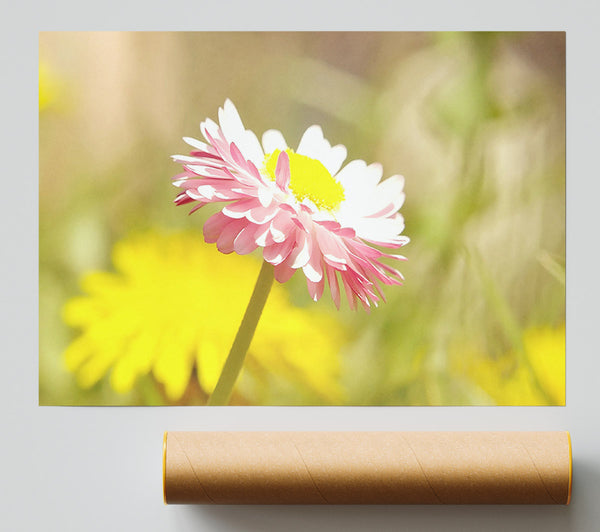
[264,149,345,211]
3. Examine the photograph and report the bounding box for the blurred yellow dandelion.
[39,60,63,112]
[62,230,345,403]
[451,325,565,405]
[522,325,565,404]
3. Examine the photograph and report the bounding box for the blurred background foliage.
[39,32,565,405]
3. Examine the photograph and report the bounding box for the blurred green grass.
[39,31,565,405]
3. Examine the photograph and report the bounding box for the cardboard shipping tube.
[163,431,572,505]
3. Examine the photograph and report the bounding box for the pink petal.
[325,264,341,309]
[248,204,278,225]
[273,262,296,283]
[306,277,325,302]
[263,237,295,266]
[275,150,290,191]
[254,224,273,247]
[216,219,247,254]
[177,178,207,190]
[172,171,190,182]
[269,213,295,243]
[244,159,263,181]
[203,212,231,243]
[174,192,195,206]
[279,203,297,215]
[302,234,323,282]
[229,141,247,168]
[363,236,410,248]
[340,274,357,311]
[183,163,225,177]
[336,227,356,239]
[289,231,311,269]
[222,198,259,219]
[188,203,205,215]
[233,225,259,255]
[189,150,221,161]
[316,219,342,232]
[342,272,375,311]
[314,225,348,266]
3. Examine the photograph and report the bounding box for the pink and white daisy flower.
[172,99,408,310]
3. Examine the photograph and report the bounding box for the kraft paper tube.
[163,431,572,505]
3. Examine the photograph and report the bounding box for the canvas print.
[39,32,565,405]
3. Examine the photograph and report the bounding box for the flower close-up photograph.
[39,31,565,407]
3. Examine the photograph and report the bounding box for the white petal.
[354,216,405,241]
[183,137,208,151]
[303,262,323,283]
[310,210,335,222]
[186,164,221,176]
[238,130,265,166]
[336,162,387,218]
[201,118,220,140]
[187,185,216,200]
[342,175,404,221]
[324,253,346,266]
[218,100,264,165]
[336,159,368,192]
[322,144,347,176]
[171,154,202,163]
[297,125,349,176]
[262,129,288,154]
[377,174,404,196]
[369,175,405,214]
[218,99,245,144]
[297,125,327,159]
[258,187,274,208]
[334,208,360,230]
[364,162,384,188]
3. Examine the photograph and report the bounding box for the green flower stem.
[207,260,275,406]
